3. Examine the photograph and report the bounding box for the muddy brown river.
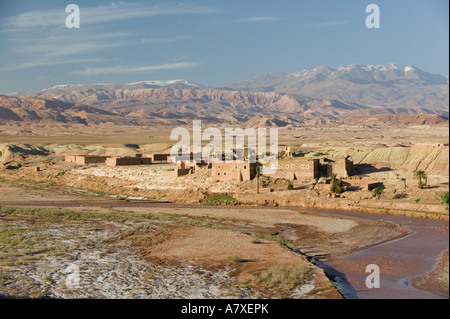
[299,208,449,299]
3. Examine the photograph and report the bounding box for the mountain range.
[1,64,448,127]
[227,64,449,110]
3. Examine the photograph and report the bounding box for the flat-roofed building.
[211,161,257,182]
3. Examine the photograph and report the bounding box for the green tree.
[372,187,383,200]
[414,170,428,189]
[441,192,449,211]
[330,178,344,194]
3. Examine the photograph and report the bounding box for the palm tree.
[414,170,428,189]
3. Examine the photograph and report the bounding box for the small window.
[244,166,247,169]
[306,165,310,169]
[286,165,290,169]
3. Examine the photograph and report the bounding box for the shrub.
[330,178,344,194]
[227,255,244,263]
[17,163,22,168]
[415,198,421,204]
[205,195,239,206]
[441,192,449,211]
[251,236,263,244]
[287,182,294,190]
[372,187,383,200]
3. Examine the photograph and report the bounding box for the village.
[63,146,385,197]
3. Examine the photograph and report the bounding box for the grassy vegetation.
[0,224,71,267]
[205,195,239,206]
[256,265,313,289]
[227,255,244,263]
[253,234,294,249]
[442,192,449,211]
[0,206,230,230]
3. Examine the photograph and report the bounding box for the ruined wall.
[106,157,152,166]
[341,178,383,191]
[66,156,109,165]
[165,168,192,178]
[147,154,172,163]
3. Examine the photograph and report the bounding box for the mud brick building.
[264,158,319,180]
[319,157,355,178]
[211,162,257,182]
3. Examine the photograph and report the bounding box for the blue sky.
[0,0,448,94]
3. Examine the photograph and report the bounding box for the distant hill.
[3,64,448,127]
[339,114,449,127]
[228,64,449,113]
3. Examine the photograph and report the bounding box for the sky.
[0,0,448,94]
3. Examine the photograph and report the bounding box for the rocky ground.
[0,198,346,299]
[413,250,449,298]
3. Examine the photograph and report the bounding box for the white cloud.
[74,61,199,76]
[237,16,282,23]
[1,2,216,31]
[0,58,117,72]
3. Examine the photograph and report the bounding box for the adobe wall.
[66,156,109,165]
[332,158,354,178]
[266,158,319,180]
[342,179,383,191]
[148,154,172,162]
[165,168,192,178]
[83,156,109,164]
[106,157,152,166]
[65,155,77,163]
[211,162,256,182]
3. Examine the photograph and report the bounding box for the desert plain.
[0,118,448,299]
